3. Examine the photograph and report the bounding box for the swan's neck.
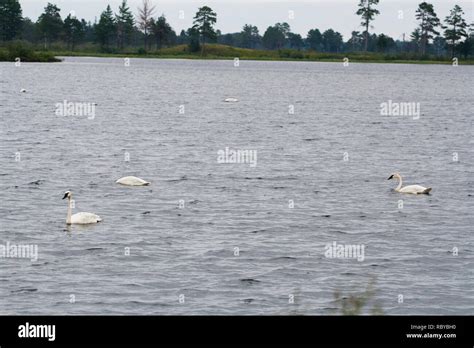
[394,174,403,191]
[66,197,72,225]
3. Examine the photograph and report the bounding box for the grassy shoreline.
[0,42,60,62]
[2,43,473,65]
[52,51,474,65]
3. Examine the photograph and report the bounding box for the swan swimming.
[63,191,102,225]
[224,98,239,102]
[387,173,431,194]
[116,176,150,186]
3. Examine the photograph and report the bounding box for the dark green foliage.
[0,0,23,41]
[288,32,304,50]
[0,40,59,61]
[192,6,217,54]
[322,29,344,52]
[356,0,380,51]
[240,24,260,49]
[1,0,473,62]
[95,5,116,50]
[116,0,134,49]
[37,3,63,47]
[306,29,323,51]
[415,2,441,55]
[63,14,85,50]
[262,23,289,49]
[443,5,468,57]
[151,15,175,49]
[187,27,201,52]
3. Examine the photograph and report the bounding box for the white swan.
[224,97,238,102]
[63,191,102,225]
[387,173,431,194]
[116,176,150,186]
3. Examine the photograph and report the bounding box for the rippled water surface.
[0,57,473,315]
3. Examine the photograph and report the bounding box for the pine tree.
[443,5,468,58]
[415,2,440,55]
[63,14,84,51]
[116,0,134,49]
[356,0,380,51]
[151,15,173,49]
[192,6,217,55]
[95,4,116,49]
[0,0,23,41]
[240,24,260,49]
[37,2,63,48]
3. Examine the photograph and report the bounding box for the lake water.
[0,57,472,315]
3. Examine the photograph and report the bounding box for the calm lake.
[0,57,472,314]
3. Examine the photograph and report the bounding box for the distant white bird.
[224,98,239,102]
[62,191,102,225]
[116,176,150,186]
[387,173,431,194]
[20,89,27,93]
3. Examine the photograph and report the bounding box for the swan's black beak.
[62,193,68,199]
[387,175,393,180]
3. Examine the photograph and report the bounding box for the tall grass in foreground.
[333,279,383,315]
[280,278,383,315]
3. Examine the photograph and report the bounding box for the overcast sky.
[20,0,473,40]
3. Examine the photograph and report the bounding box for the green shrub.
[0,40,60,62]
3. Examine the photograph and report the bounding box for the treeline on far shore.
[1,0,473,63]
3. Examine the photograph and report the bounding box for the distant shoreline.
[51,52,474,66]
[2,44,474,65]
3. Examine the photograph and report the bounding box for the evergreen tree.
[432,35,446,56]
[177,29,187,45]
[376,34,395,53]
[151,15,174,49]
[306,29,323,51]
[95,5,116,49]
[187,27,200,52]
[288,32,304,49]
[356,0,380,51]
[116,0,134,49]
[0,0,23,41]
[322,29,343,52]
[63,14,84,51]
[192,6,217,55]
[262,23,289,49]
[21,17,37,42]
[37,2,63,48]
[458,24,474,58]
[415,2,440,55]
[443,5,468,58]
[346,31,364,51]
[240,24,260,49]
[410,28,422,53]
